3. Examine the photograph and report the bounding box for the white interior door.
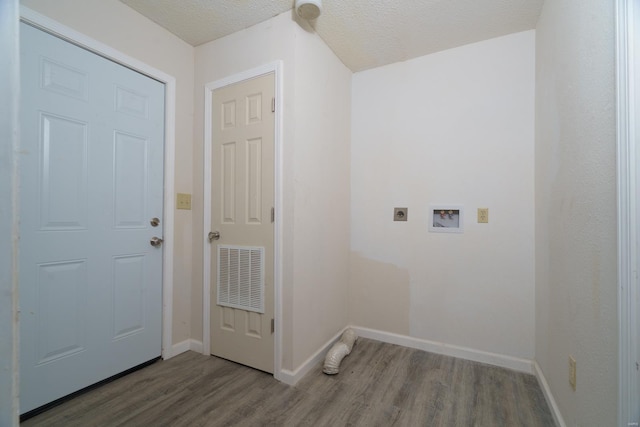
[210,73,275,373]
[19,22,165,414]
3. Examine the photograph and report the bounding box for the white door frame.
[203,62,283,379]
[616,0,639,425]
[19,6,176,360]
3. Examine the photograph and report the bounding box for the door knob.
[208,231,220,242]
[150,237,163,247]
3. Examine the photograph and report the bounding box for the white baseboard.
[170,339,204,358]
[350,326,534,374]
[170,339,190,357]
[534,361,567,427]
[277,325,532,386]
[277,327,347,386]
[190,339,203,354]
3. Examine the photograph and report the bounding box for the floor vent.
[217,245,264,313]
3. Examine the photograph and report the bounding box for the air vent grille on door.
[217,245,264,313]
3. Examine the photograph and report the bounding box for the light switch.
[177,193,192,210]
[569,356,576,391]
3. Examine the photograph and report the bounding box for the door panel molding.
[20,6,176,360]
[203,62,283,379]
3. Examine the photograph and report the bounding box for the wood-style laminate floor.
[22,338,555,426]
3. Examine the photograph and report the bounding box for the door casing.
[20,6,177,360]
[616,0,640,424]
[203,62,283,380]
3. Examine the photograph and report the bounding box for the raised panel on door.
[20,22,165,415]
[112,254,146,339]
[222,141,237,223]
[113,132,148,228]
[39,113,88,230]
[36,260,88,364]
[246,138,263,224]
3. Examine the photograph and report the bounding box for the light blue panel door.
[19,22,165,414]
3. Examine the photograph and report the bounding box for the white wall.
[193,12,351,372]
[290,20,351,368]
[535,0,618,425]
[350,31,536,362]
[20,0,195,346]
[0,1,20,424]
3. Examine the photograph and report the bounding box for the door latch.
[150,237,163,247]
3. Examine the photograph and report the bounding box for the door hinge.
[271,318,275,334]
[271,207,275,223]
[271,97,275,113]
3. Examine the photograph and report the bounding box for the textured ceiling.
[120,0,544,72]
[120,0,293,47]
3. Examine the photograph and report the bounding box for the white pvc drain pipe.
[323,328,357,375]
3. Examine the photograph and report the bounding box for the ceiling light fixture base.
[295,0,322,20]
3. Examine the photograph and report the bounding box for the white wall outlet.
[477,208,489,223]
[394,207,408,221]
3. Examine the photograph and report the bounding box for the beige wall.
[193,12,351,371]
[21,0,196,346]
[351,31,536,361]
[535,0,618,425]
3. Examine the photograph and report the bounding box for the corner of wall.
[533,362,567,427]
[288,15,352,369]
[533,0,618,424]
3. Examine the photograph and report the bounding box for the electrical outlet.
[394,207,408,222]
[477,208,489,223]
[569,356,576,391]
[176,193,192,210]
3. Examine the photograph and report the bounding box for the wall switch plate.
[176,193,192,210]
[477,208,489,223]
[394,207,408,221]
[569,356,576,391]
